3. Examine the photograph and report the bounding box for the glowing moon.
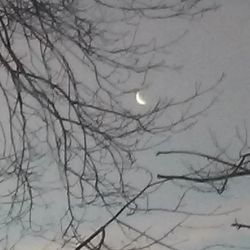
[136,91,146,105]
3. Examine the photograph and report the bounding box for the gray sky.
[136,1,250,249]
[3,1,250,249]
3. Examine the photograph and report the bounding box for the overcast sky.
[136,1,250,249]
[9,1,250,249]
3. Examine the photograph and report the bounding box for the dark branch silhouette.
[0,0,220,249]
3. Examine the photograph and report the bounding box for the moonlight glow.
[136,92,146,105]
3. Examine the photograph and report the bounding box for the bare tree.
[0,0,220,249]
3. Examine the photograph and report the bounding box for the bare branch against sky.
[2,0,250,250]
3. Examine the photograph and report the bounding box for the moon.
[136,91,146,105]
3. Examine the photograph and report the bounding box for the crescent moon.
[136,91,146,105]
